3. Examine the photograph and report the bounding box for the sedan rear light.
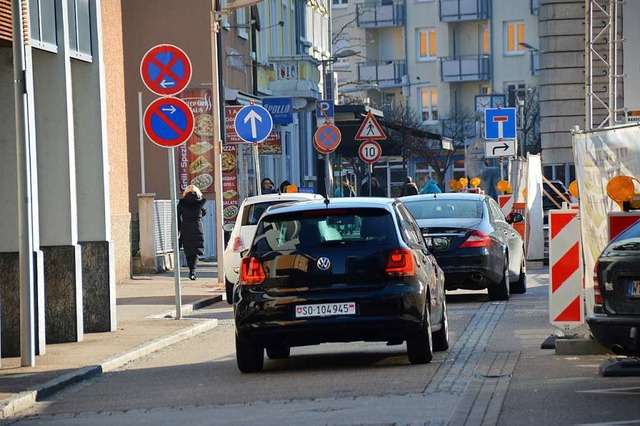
[231,236,245,253]
[385,249,415,277]
[593,260,603,306]
[239,257,266,285]
[459,230,493,248]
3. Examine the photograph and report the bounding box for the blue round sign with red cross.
[313,124,341,154]
[140,44,192,96]
[143,97,195,148]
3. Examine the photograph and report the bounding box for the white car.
[222,192,322,303]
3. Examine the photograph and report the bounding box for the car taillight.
[239,257,266,285]
[231,236,245,253]
[385,249,415,276]
[593,260,603,306]
[459,230,493,248]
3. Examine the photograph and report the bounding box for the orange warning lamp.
[459,177,469,187]
[496,180,511,194]
[522,188,527,199]
[470,177,481,188]
[284,184,298,193]
[568,180,579,199]
[606,175,640,211]
[449,179,458,189]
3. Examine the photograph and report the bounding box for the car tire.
[235,333,264,373]
[432,298,449,352]
[266,344,291,359]
[225,278,234,305]
[406,304,433,364]
[488,258,510,301]
[510,253,527,294]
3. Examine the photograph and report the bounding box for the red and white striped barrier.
[498,194,514,216]
[549,210,584,331]
[608,212,640,242]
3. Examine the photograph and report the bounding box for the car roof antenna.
[323,178,331,207]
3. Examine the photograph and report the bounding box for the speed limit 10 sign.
[359,140,382,164]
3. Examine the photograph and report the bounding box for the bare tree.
[518,88,541,155]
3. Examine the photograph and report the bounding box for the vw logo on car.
[316,257,331,270]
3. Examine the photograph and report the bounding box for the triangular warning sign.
[355,112,387,140]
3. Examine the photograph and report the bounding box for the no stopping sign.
[359,140,382,164]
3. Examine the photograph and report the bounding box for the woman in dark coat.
[401,177,419,196]
[178,185,207,280]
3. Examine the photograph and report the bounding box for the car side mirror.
[507,212,523,224]
[223,223,235,232]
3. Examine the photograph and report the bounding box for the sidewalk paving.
[0,261,224,419]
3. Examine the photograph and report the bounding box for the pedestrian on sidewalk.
[178,185,207,280]
[400,177,419,196]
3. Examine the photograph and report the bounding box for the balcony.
[439,0,489,22]
[531,0,539,15]
[357,60,407,87]
[268,55,321,102]
[357,1,405,28]
[440,55,491,82]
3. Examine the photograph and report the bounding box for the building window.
[417,28,437,61]
[481,85,491,95]
[236,7,248,39]
[505,82,526,107]
[67,0,92,60]
[482,27,490,54]
[420,87,438,123]
[504,21,525,55]
[30,0,58,52]
[332,0,348,8]
[220,0,230,29]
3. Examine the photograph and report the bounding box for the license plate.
[295,302,356,318]
[628,280,640,297]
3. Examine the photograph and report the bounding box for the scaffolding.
[585,0,623,130]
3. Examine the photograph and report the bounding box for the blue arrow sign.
[485,108,517,140]
[234,105,274,143]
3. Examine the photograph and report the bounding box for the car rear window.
[251,208,397,252]
[241,200,300,226]
[403,199,483,220]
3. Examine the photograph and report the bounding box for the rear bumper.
[434,249,503,290]
[587,314,640,355]
[235,284,426,347]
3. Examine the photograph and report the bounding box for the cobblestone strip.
[426,302,507,396]
[447,351,520,425]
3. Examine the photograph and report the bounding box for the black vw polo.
[233,197,449,373]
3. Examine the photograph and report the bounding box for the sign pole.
[169,148,182,319]
[325,153,333,198]
[369,164,373,196]
[253,143,261,194]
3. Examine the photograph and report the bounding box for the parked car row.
[224,192,526,373]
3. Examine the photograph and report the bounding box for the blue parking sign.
[316,100,334,119]
[485,108,517,140]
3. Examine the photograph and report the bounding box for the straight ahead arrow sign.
[244,110,263,139]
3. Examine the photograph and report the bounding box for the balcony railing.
[268,55,321,100]
[357,2,405,28]
[440,55,491,82]
[439,0,489,22]
[357,60,407,86]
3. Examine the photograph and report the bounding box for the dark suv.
[233,197,449,373]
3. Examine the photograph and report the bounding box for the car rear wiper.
[613,242,640,251]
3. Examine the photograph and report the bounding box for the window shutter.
[0,0,13,45]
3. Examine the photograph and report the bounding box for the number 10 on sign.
[359,140,382,164]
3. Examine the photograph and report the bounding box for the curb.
[148,294,222,319]
[0,318,219,419]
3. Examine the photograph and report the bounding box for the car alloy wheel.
[406,303,434,364]
[236,333,264,373]
[432,298,450,352]
[488,258,510,301]
[510,252,527,294]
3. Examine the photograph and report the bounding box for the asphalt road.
[5,269,640,425]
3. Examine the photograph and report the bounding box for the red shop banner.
[224,105,282,155]
[221,144,239,224]
[178,89,216,193]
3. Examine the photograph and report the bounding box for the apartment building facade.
[332,0,539,192]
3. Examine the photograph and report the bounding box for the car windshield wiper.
[613,242,640,251]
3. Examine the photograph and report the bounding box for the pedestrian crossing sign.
[355,112,387,140]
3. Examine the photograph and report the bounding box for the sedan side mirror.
[507,212,523,224]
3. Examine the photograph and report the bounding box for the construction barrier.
[608,212,640,241]
[498,194,514,216]
[549,210,584,332]
[511,202,526,241]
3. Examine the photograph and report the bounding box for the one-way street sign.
[484,140,516,158]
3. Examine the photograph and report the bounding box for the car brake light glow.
[231,236,245,253]
[459,230,493,248]
[385,249,415,276]
[239,257,266,285]
[593,260,603,306]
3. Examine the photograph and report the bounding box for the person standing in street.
[178,185,207,281]
[261,178,277,194]
[334,176,355,197]
[361,176,386,197]
[401,177,419,196]
[419,176,442,194]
